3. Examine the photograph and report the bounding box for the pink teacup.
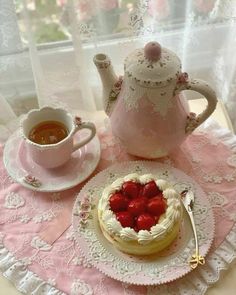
[21,106,96,168]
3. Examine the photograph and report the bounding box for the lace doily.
[0,118,236,295]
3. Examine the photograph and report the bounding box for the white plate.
[72,161,215,285]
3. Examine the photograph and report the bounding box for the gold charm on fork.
[189,252,205,269]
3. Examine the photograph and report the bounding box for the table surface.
[0,99,235,295]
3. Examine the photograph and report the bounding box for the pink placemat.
[0,122,236,295]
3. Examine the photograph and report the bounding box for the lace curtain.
[1,0,236,129]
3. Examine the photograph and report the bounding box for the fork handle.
[188,209,199,254]
[188,209,205,269]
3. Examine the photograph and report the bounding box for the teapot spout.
[93,54,118,116]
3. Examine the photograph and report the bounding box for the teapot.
[94,41,217,158]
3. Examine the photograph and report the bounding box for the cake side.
[98,210,182,255]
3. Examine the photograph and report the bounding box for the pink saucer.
[3,129,101,192]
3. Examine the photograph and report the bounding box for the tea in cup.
[21,107,96,168]
[28,120,69,145]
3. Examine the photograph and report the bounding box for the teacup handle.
[72,120,96,152]
[175,76,218,133]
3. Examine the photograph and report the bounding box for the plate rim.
[72,160,215,286]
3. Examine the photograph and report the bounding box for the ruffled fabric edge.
[201,119,236,152]
[1,189,234,295]
[148,119,236,294]
[0,118,235,295]
[0,235,65,295]
[147,223,236,294]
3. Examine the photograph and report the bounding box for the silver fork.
[181,190,205,269]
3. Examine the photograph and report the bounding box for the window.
[15,0,225,47]
[1,1,236,116]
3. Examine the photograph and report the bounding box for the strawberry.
[116,211,134,228]
[109,193,129,212]
[142,181,161,198]
[122,181,141,199]
[134,226,139,232]
[136,213,156,231]
[127,197,148,216]
[154,215,160,223]
[138,186,144,197]
[147,196,167,216]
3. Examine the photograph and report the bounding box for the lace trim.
[0,235,65,295]
[0,119,235,294]
[0,211,235,295]
[147,222,236,294]
[147,119,236,294]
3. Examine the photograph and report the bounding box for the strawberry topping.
[142,181,161,198]
[116,212,134,228]
[136,213,156,231]
[109,179,167,232]
[122,181,141,199]
[109,193,129,212]
[127,197,148,216]
[147,196,167,216]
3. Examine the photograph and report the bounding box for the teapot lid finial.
[144,42,161,61]
[124,41,181,88]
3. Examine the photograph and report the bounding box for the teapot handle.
[176,78,218,133]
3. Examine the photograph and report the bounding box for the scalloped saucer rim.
[3,129,101,192]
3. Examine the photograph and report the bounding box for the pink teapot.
[94,41,217,158]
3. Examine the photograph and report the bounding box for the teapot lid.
[124,42,181,87]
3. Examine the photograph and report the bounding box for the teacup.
[21,106,96,168]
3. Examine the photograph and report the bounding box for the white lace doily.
[0,119,235,295]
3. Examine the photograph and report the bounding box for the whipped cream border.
[98,173,182,245]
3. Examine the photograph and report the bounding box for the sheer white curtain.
[1,0,236,130]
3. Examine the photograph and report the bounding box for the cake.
[98,173,183,256]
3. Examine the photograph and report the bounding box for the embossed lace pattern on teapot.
[123,79,175,117]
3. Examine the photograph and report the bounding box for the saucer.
[3,129,101,192]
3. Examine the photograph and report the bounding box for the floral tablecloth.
[0,119,236,295]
